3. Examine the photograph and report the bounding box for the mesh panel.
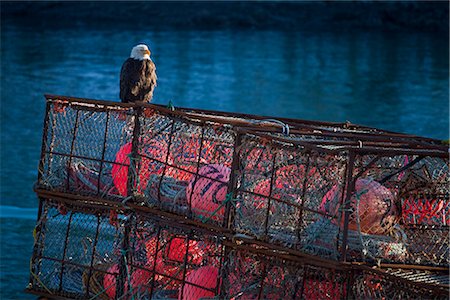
[30,200,123,299]
[38,100,133,200]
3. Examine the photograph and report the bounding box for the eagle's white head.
[130,44,151,61]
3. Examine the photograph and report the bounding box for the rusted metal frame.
[38,101,52,183]
[96,111,110,195]
[46,95,364,140]
[218,244,232,299]
[59,194,229,243]
[214,240,226,296]
[45,94,135,109]
[50,96,447,154]
[340,151,356,262]
[83,214,102,298]
[148,102,383,132]
[291,265,303,300]
[227,237,345,270]
[178,232,193,300]
[148,225,162,299]
[120,103,141,298]
[58,211,74,292]
[117,216,131,299]
[60,103,126,114]
[45,94,444,144]
[256,264,267,300]
[25,288,78,300]
[343,269,353,300]
[352,146,448,158]
[65,110,80,192]
[224,132,242,229]
[240,128,448,156]
[376,263,449,272]
[296,151,312,244]
[299,266,308,298]
[243,126,443,149]
[46,105,59,181]
[157,118,177,203]
[44,150,129,167]
[189,122,206,217]
[302,130,445,150]
[352,264,449,296]
[290,133,447,154]
[28,198,47,289]
[224,118,443,149]
[263,148,278,238]
[128,203,233,237]
[237,188,335,218]
[34,189,125,212]
[237,128,339,155]
[44,94,366,131]
[127,106,142,197]
[379,155,425,184]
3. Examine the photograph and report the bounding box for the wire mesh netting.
[30,95,449,299]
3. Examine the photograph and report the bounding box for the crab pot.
[37,99,135,200]
[29,95,449,299]
[28,199,225,299]
[28,200,448,299]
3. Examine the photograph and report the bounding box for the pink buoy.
[320,178,398,235]
[179,266,218,300]
[186,164,231,221]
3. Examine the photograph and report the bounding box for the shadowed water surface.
[0,25,448,298]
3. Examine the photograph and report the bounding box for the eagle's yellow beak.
[144,49,150,55]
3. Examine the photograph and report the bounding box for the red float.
[112,142,166,196]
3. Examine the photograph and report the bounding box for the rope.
[199,193,241,223]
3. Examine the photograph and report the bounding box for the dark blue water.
[1,25,448,299]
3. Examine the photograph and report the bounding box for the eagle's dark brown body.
[120,58,157,103]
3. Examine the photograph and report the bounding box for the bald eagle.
[120,44,157,103]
